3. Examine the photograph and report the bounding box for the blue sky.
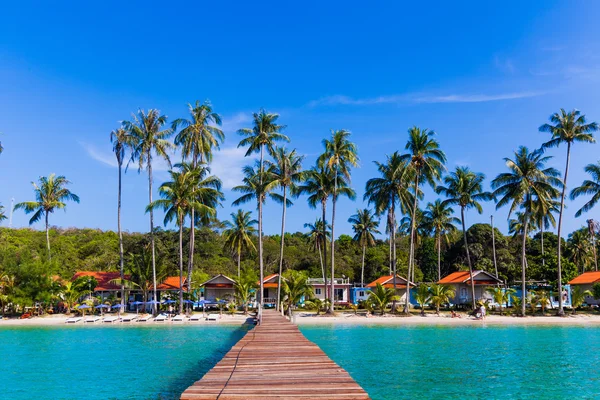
[2,1,600,238]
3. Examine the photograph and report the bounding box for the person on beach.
[480,304,486,320]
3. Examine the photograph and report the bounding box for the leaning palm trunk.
[178,215,184,314]
[321,200,329,303]
[405,176,419,314]
[541,223,545,267]
[390,204,398,312]
[45,211,51,261]
[556,143,571,316]
[520,218,529,317]
[437,232,442,282]
[361,244,366,287]
[276,187,287,311]
[117,160,125,307]
[328,178,337,314]
[318,242,325,284]
[461,207,476,309]
[491,215,499,278]
[148,159,158,315]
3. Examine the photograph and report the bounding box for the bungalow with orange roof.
[153,276,188,293]
[308,277,352,304]
[259,274,280,306]
[569,271,600,305]
[72,271,130,301]
[438,270,502,306]
[200,274,236,303]
[366,275,415,303]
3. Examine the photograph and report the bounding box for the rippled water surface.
[0,325,247,400]
[300,325,600,399]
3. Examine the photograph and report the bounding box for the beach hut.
[569,272,600,305]
[350,286,370,304]
[366,275,415,304]
[438,270,502,306]
[308,277,352,305]
[72,271,130,302]
[258,274,280,306]
[200,274,236,303]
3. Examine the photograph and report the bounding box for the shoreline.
[3,311,600,327]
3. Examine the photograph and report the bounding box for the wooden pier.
[180,310,370,399]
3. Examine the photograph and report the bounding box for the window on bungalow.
[315,288,322,295]
[359,291,365,297]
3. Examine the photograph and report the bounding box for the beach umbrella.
[197,300,209,317]
[146,300,161,314]
[77,304,91,309]
[162,299,176,304]
[130,301,144,315]
[95,304,109,316]
[183,299,194,314]
[112,303,125,317]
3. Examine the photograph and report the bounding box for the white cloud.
[80,142,118,168]
[307,90,544,107]
[211,146,248,190]
[221,112,252,134]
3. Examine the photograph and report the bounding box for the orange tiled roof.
[264,283,278,288]
[73,271,130,291]
[439,271,501,285]
[155,276,188,291]
[569,271,600,285]
[259,274,279,286]
[439,271,471,284]
[366,275,412,288]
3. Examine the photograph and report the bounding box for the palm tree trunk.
[318,242,325,284]
[360,243,366,287]
[461,207,476,309]
[556,143,571,316]
[258,198,264,307]
[388,232,392,275]
[188,154,199,297]
[437,232,441,282]
[328,176,337,315]
[491,215,499,278]
[391,202,397,311]
[276,187,287,311]
[118,161,125,308]
[521,218,529,317]
[148,158,158,315]
[541,223,545,267]
[45,211,51,261]
[405,175,419,314]
[321,200,329,304]
[237,248,241,278]
[179,215,184,315]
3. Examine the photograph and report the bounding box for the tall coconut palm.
[364,152,415,307]
[298,166,336,303]
[0,205,7,223]
[571,162,600,271]
[400,127,446,313]
[540,109,598,315]
[110,127,133,307]
[268,147,304,310]
[123,109,174,313]
[304,219,331,284]
[172,100,224,293]
[567,228,593,274]
[532,196,559,268]
[223,210,258,277]
[318,129,359,313]
[348,209,381,287]
[232,164,277,306]
[586,219,600,271]
[148,164,222,313]
[491,146,562,317]
[14,174,80,260]
[422,200,460,281]
[437,167,492,307]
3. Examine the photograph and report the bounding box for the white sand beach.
[0,313,251,326]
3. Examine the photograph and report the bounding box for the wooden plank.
[180,310,370,400]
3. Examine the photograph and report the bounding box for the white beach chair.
[65,317,82,324]
[206,314,219,321]
[172,314,188,322]
[137,315,153,322]
[84,316,101,323]
[102,316,119,323]
[121,315,138,322]
[154,314,169,322]
[189,314,203,322]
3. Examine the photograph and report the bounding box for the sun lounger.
[172,314,188,322]
[121,315,138,322]
[189,314,203,321]
[206,314,219,321]
[84,316,101,323]
[102,316,120,323]
[65,317,82,324]
[137,315,153,322]
[154,314,169,322]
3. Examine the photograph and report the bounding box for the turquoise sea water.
[1,324,599,399]
[301,325,600,399]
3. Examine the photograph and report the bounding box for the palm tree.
[437,167,492,308]
[318,129,359,314]
[540,109,598,315]
[232,164,277,306]
[491,146,562,317]
[148,165,221,313]
[423,200,460,281]
[123,109,174,313]
[14,174,80,260]
[0,204,7,223]
[298,166,337,304]
[268,147,304,311]
[400,127,446,313]
[587,219,600,271]
[571,286,592,313]
[567,228,593,274]
[508,211,537,238]
[304,219,331,285]
[531,290,550,314]
[348,209,381,287]
[223,210,258,277]
[368,283,400,315]
[364,152,414,309]
[110,127,133,308]
[304,298,327,315]
[428,283,456,314]
[532,196,559,268]
[172,100,224,294]
[571,163,600,270]
[281,270,313,316]
[414,284,431,316]
[234,280,256,315]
